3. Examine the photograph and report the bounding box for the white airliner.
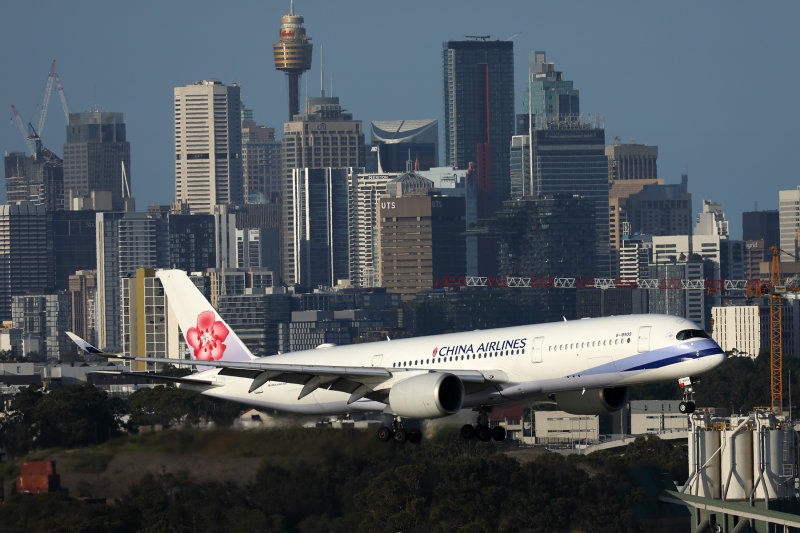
[67,269,725,443]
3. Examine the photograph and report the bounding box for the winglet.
[65,331,105,354]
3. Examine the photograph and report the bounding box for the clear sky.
[2,0,798,239]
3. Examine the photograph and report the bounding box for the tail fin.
[156,269,255,363]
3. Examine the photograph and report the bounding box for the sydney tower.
[273,1,313,121]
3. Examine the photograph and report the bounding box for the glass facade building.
[443,40,514,207]
[532,123,609,276]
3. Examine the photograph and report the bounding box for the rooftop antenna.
[320,43,324,97]
[290,0,294,15]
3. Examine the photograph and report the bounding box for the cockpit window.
[676,329,710,340]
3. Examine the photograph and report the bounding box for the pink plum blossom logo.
[432,347,438,357]
[186,311,229,361]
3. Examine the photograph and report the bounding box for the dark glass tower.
[443,39,514,210]
[532,122,610,276]
[63,111,131,210]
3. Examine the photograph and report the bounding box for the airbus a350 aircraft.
[68,269,725,443]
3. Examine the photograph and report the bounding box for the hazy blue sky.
[2,0,798,238]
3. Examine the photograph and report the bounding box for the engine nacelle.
[388,372,464,419]
[555,387,629,415]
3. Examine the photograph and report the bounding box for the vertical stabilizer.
[156,269,255,363]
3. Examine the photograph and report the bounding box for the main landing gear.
[678,376,698,414]
[460,407,506,442]
[377,418,422,444]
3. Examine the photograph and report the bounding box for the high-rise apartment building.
[63,111,131,210]
[348,170,400,287]
[174,80,243,214]
[121,268,184,371]
[779,187,800,261]
[606,143,658,181]
[370,120,438,172]
[241,118,282,203]
[281,96,365,284]
[12,292,71,361]
[95,211,168,351]
[443,39,514,209]
[5,149,64,211]
[531,120,609,275]
[0,203,52,321]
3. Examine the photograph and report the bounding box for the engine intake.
[388,372,464,419]
[555,386,629,415]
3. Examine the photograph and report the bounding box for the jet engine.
[388,372,464,418]
[554,387,629,415]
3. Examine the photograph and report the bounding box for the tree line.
[0,383,241,459]
[0,430,687,533]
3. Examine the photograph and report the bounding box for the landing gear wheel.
[460,424,475,440]
[394,428,407,443]
[477,425,492,442]
[491,425,506,442]
[678,376,699,414]
[407,429,422,444]
[377,426,392,442]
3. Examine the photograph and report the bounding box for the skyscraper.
[63,111,130,210]
[348,169,400,287]
[521,51,579,124]
[606,143,658,181]
[241,116,282,203]
[0,203,52,321]
[443,39,514,208]
[622,175,693,238]
[281,96,365,284]
[742,210,779,249]
[174,80,243,214]
[778,186,800,261]
[290,167,353,288]
[377,182,465,299]
[531,119,610,275]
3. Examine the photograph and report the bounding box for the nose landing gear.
[678,376,698,414]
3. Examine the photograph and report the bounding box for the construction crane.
[36,60,56,141]
[766,246,800,416]
[9,60,61,156]
[55,72,69,122]
[10,104,35,154]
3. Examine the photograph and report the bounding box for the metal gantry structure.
[435,275,765,293]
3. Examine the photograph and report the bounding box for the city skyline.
[2,1,799,238]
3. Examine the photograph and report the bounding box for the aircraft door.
[371,355,383,367]
[530,337,544,363]
[637,326,651,353]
